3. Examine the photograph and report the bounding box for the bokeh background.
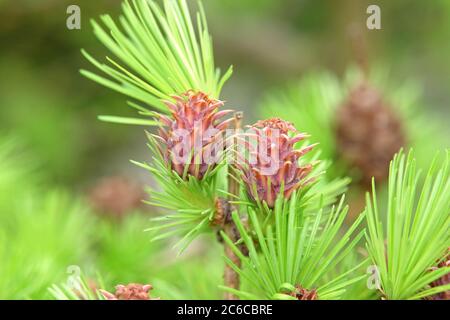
[0,0,449,299]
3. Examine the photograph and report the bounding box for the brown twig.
[223,111,243,300]
[348,22,369,78]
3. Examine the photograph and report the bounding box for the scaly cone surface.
[335,82,405,186]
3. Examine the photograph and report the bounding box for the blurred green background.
[0,0,449,299]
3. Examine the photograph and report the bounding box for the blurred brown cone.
[335,82,406,187]
[89,176,145,218]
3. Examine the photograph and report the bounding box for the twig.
[348,22,369,77]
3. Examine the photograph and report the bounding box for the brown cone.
[236,118,315,208]
[100,283,158,300]
[88,176,145,218]
[335,82,406,187]
[155,91,233,180]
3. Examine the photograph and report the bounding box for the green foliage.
[49,240,224,300]
[0,190,93,299]
[49,271,106,300]
[0,60,91,183]
[221,193,366,300]
[94,213,165,285]
[152,238,224,299]
[0,136,39,212]
[290,155,351,216]
[134,133,226,253]
[82,0,232,124]
[323,249,378,300]
[365,149,450,299]
[0,135,224,300]
[0,136,92,299]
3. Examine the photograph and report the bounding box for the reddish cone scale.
[100,283,158,300]
[155,91,233,180]
[236,117,315,208]
[290,285,319,300]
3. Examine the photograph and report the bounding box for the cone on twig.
[236,117,315,208]
[335,82,405,186]
[88,176,145,218]
[154,91,233,180]
[100,283,158,300]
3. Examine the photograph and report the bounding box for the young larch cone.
[290,285,319,300]
[88,176,145,218]
[335,82,405,186]
[236,117,315,208]
[100,283,158,300]
[155,91,233,180]
[428,248,450,300]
